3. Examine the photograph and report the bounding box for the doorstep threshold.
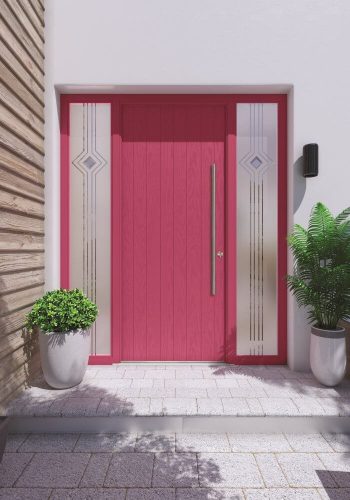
[9,415,350,434]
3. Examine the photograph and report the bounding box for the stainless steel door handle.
[211,164,216,296]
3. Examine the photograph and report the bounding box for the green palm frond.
[287,202,350,330]
[335,206,350,224]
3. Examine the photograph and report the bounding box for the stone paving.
[1,432,350,498]
[5,365,350,417]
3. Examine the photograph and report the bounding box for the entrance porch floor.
[5,364,350,419]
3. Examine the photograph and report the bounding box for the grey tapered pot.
[310,325,346,387]
[39,329,91,389]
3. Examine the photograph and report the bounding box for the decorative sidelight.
[236,103,278,356]
[69,103,111,356]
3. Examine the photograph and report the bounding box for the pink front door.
[120,104,226,361]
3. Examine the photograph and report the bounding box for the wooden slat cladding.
[0,0,45,409]
[0,81,44,138]
[0,232,44,252]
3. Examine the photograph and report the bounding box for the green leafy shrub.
[287,202,350,330]
[26,289,98,333]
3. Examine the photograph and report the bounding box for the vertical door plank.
[201,106,216,360]
[186,106,202,360]
[214,106,226,361]
[173,107,188,360]
[160,105,175,360]
[146,106,161,360]
[133,107,148,360]
[121,106,135,360]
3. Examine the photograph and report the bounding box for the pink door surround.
[60,94,287,365]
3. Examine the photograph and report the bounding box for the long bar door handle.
[211,163,216,296]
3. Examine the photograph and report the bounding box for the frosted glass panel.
[236,103,278,356]
[69,103,111,355]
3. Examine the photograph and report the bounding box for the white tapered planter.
[310,326,346,387]
[39,329,91,389]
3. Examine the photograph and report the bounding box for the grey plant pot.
[0,417,9,462]
[310,325,347,387]
[39,329,91,389]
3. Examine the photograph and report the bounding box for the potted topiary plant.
[287,202,350,386]
[26,289,98,389]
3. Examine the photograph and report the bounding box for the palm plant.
[287,202,350,330]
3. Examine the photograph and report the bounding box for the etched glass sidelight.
[69,103,111,355]
[236,103,278,356]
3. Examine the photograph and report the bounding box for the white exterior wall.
[44,0,350,371]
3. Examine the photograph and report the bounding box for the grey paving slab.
[153,379,166,388]
[50,489,126,499]
[19,433,78,452]
[291,397,326,415]
[318,397,350,416]
[0,488,51,500]
[318,452,350,487]
[229,387,267,398]
[149,398,163,415]
[244,489,321,499]
[206,388,232,398]
[276,452,336,488]
[254,453,288,487]
[222,398,251,415]
[323,433,350,452]
[80,453,111,487]
[95,378,132,388]
[131,379,154,388]
[175,369,204,379]
[198,453,263,488]
[59,397,101,416]
[176,388,208,398]
[104,453,153,487]
[176,489,244,499]
[139,388,175,398]
[166,379,217,389]
[126,398,151,415]
[259,397,299,416]
[16,452,90,488]
[215,380,241,388]
[95,369,125,379]
[4,434,28,452]
[122,369,146,379]
[75,433,136,452]
[126,488,175,500]
[176,433,230,452]
[145,370,175,379]
[285,433,333,452]
[298,383,341,399]
[228,434,291,453]
[114,388,142,398]
[0,453,33,487]
[152,452,198,487]
[245,398,265,415]
[163,398,197,415]
[197,398,224,415]
[318,489,350,500]
[135,433,175,452]
[96,397,127,416]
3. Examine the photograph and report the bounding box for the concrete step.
[9,415,350,434]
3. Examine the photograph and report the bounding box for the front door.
[120,104,226,361]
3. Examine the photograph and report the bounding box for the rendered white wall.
[44,0,350,371]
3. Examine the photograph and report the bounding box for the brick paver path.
[1,432,350,498]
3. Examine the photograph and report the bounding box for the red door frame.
[60,94,287,365]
